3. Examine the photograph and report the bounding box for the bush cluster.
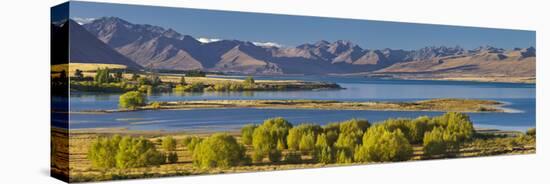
[88,135,165,169]
[192,133,248,169]
[87,112,485,171]
[119,91,146,110]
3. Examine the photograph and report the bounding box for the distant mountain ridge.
[51,19,143,70]
[80,17,535,76]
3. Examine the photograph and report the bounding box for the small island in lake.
[81,98,508,113]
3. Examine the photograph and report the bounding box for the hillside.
[52,19,143,70]
[80,17,535,78]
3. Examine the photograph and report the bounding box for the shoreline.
[75,98,511,114]
[64,126,526,136]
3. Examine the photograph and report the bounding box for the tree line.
[87,112,499,170]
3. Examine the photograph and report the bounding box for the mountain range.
[61,17,535,77]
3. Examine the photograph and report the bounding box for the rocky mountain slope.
[80,17,535,77]
[52,19,143,70]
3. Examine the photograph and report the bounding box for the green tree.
[299,132,316,154]
[354,126,413,162]
[335,149,352,164]
[241,124,258,145]
[287,124,322,150]
[119,91,146,110]
[433,112,475,142]
[115,136,165,169]
[423,127,447,157]
[252,126,276,162]
[88,135,121,169]
[334,119,370,153]
[186,137,202,153]
[95,68,112,84]
[315,133,333,164]
[252,117,292,162]
[167,152,178,164]
[316,146,334,164]
[407,116,432,144]
[244,76,255,85]
[162,136,177,152]
[192,133,247,169]
[324,130,339,147]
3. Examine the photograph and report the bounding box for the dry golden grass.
[58,127,534,182]
[52,63,128,73]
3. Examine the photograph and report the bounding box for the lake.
[68,76,536,131]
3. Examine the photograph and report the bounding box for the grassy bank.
[85,98,506,113]
[52,113,535,182]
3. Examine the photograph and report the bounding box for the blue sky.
[67,1,535,50]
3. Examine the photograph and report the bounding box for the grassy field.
[52,63,128,73]
[52,127,534,182]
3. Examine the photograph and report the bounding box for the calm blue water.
[68,76,535,131]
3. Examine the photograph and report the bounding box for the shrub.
[433,112,475,142]
[161,136,177,152]
[423,127,448,157]
[277,139,286,151]
[335,149,352,164]
[95,68,113,84]
[252,126,275,162]
[244,76,255,85]
[354,126,413,162]
[181,136,192,146]
[323,123,340,134]
[150,101,162,109]
[334,119,370,154]
[173,83,205,92]
[88,135,121,169]
[268,149,282,163]
[137,85,153,94]
[241,124,258,145]
[192,133,247,169]
[315,134,334,164]
[408,116,432,144]
[138,77,150,85]
[284,151,302,164]
[334,133,360,153]
[526,128,536,137]
[315,133,329,148]
[316,146,334,164]
[114,136,165,169]
[339,119,370,135]
[252,117,292,162]
[119,91,146,110]
[325,130,339,146]
[167,152,178,164]
[299,132,316,154]
[186,137,202,152]
[287,124,322,150]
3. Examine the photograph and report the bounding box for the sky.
[66,1,535,50]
